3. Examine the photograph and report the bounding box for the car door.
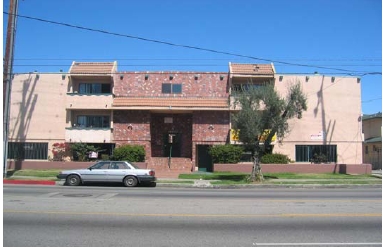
[83,161,110,182]
[107,162,129,182]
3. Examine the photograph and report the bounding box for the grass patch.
[9,169,61,178]
[262,173,376,179]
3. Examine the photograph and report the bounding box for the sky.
[3,0,382,114]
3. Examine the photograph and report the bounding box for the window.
[231,84,263,94]
[162,83,182,94]
[91,161,110,169]
[79,83,111,94]
[8,142,48,160]
[76,116,110,128]
[295,145,337,163]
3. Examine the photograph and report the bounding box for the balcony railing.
[66,93,113,109]
[65,127,112,143]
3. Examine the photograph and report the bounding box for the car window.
[90,162,110,169]
[111,162,126,169]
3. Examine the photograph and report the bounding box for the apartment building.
[7,62,363,172]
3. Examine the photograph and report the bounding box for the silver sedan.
[57,161,156,187]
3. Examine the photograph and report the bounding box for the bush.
[112,145,145,162]
[260,153,290,164]
[209,145,244,164]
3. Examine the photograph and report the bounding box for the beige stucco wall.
[8,73,68,157]
[273,74,363,164]
[9,73,67,141]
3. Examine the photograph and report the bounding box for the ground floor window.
[8,142,48,160]
[295,145,337,163]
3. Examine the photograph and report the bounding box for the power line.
[4,11,381,76]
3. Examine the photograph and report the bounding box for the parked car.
[57,161,156,187]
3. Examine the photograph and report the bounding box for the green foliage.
[112,145,145,162]
[209,145,244,164]
[311,153,328,164]
[260,153,290,164]
[69,143,101,161]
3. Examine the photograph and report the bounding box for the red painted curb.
[3,179,56,185]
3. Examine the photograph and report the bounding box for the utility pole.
[3,0,19,178]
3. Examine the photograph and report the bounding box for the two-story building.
[362,112,382,169]
[7,61,364,172]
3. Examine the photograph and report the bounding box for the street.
[3,185,382,247]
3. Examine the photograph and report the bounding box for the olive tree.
[231,82,307,182]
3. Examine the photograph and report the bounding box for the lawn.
[179,172,381,185]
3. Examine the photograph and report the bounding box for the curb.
[3,179,56,185]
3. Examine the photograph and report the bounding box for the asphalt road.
[3,185,382,247]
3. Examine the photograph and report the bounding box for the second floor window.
[162,83,182,94]
[76,116,110,128]
[79,83,111,94]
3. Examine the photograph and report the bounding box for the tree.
[231,82,307,182]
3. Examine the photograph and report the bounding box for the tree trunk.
[250,154,264,182]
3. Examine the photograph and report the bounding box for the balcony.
[65,127,112,143]
[66,93,113,109]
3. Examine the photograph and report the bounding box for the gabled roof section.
[69,61,117,75]
[229,63,275,77]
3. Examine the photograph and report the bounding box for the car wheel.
[124,176,138,187]
[66,174,81,186]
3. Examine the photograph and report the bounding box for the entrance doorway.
[163,132,181,157]
[197,145,213,172]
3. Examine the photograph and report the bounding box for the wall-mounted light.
[105,104,108,108]
[36,74,40,79]
[127,125,133,131]
[279,75,283,81]
[208,125,214,130]
[169,74,174,80]
[145,74,149,80]
[120,74,124,80]
[331,77,335,83]
[194,74,199,80]
[357,78,361,83]
[305,76,310,82]
[219,75,224,80]
[60,69,66,80]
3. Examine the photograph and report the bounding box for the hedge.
[209,145,244,164]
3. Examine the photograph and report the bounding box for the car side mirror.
[88,167,92,171]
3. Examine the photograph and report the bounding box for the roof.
[229,63,275,76]
[362,112,382,121]
[113,97,229,110]
[364,137,382,143]
[69,61,117,75]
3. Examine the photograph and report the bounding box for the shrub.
[260,153,290,164]
[112,145,145,162]
[209,145,244,164]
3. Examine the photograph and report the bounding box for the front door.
[197,145,213,172]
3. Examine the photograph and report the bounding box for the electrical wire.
[4,11,382,76]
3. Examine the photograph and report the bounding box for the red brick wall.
[150,113,192,157]
[7,161,147,170]
[114,72,229,98]
[193,111,230,142]
[113,110,152,158]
